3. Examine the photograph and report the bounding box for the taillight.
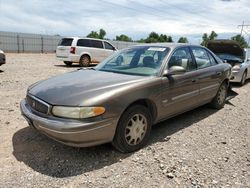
[70,47,76,54]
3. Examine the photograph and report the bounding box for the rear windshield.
[58,38,73,46]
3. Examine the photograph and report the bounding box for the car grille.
[26,95,49,114]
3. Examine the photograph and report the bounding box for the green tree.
[231,34,248,48]
[87,28,107,39]
[178,37,189,43]
[116,34,133,42]
[201,31,218,47]
[99,29,106,39]
[139,32,173,43]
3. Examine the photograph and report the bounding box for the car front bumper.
[230,70,243,83]
[0,53,6,65]
[20,99,117,147]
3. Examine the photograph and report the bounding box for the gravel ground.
[0,53,249,188]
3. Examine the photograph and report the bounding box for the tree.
[116,34,133,42]
[178,37,189,43]
[201,31,218,47]
[87,28,107,39]
[139,32,173,43]
[231,34,248,48]
[99,29,106,39]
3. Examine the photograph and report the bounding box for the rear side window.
[91,40,103,49]
[58,38,73,46]
[104,42,114,50]
[191,47,211,69]
[77,39,91,47]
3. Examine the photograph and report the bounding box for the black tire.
[79,55,90,67]
[210,82,228,109]
[239,71,247,86]
[64,61,72,66]
[112,105,152,153]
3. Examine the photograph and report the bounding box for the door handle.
[216,72,222,76]
[191,79,197,83]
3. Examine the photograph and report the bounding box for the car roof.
[62,37,108,42]
[133,43,201,49]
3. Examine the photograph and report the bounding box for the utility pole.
[238,21,250,36]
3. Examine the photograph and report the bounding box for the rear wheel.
[210,82,227,109]
[112,105,152,153]
[64,61,72,66]
[79,55,90,67]
[240,71,247,86]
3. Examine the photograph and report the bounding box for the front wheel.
[240,71,247,86]
[210,82,227,109]
[112,105,152,153]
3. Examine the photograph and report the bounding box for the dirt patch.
[0,53,249,187]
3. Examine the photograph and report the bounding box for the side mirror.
[113,46,117,51]
[163,66,186,76]
[223,59,227,63]
[247,58,250,62]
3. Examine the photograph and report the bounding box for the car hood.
[207,40,244,59]
[28,69,148,106]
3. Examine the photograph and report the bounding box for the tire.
[64,61,72,66]
[79,55,90,67]
[210,82,228,109]
[239,71,247,86]
[112,105,152,153]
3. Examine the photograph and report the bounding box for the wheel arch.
[121,98,158,123]
[80,52,91,62]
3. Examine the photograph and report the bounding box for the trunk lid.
[56,38,73,57]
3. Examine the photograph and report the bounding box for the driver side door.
[160,47,200,119]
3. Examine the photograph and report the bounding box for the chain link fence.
[0,31,139,53]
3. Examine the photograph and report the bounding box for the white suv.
[56,37,117,67]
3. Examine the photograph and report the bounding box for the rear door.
[190,47,222,102]
[160,47,200,119]
[56,38,73,57]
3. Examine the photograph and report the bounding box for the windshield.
[95,46,170,76]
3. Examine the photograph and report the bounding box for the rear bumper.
[20,99,117,147]
[56,54,80,63]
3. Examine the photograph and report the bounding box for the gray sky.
[1,0,249,43]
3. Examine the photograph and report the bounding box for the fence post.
[22,39,24,53]
[17,34,20,53]
[41,36,44,53]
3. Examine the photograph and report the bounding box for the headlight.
[232,64,241,71]
[52,106,105,119]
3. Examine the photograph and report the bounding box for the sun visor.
[207,40,244,58]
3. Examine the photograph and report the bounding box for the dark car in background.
[21,43,231,153]
[0,49,6,66]
[207,40,250,85]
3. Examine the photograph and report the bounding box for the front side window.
[207,51,218,66]
[168,47,196,71]
[191,47,211,69]
[95,46,170,76]
[91,40,103,49]
[104,42,115,50]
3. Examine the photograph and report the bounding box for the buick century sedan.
[20,44,231,153]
